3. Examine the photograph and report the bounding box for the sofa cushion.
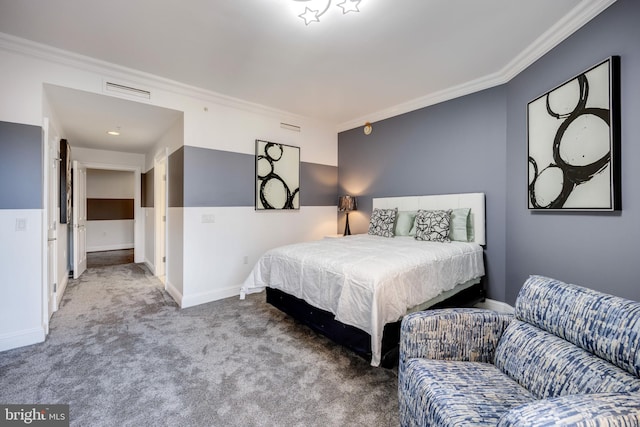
[400,358,535,427]
[494,320,640,399]
[497,392,640,427]
[516,275,640,377]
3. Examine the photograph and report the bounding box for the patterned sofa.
[398,275,640,426]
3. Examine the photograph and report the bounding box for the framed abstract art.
[527,56,621,211]
[255,140,300,210]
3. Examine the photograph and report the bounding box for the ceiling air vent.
[104,81,151,100]
[280,122,301,132]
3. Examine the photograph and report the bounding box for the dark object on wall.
[141,169,154,208]
[255,140,300,210]
[527,56,621,211]
[59,139,71,223]
[87,198,134,220]
[338,195,357,235]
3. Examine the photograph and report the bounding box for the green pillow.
[394,211,417,236]
[449,208,471,241]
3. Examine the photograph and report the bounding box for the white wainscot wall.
[144,207,155,272]
[0,209,44,351]
[86,220,134,252]
[181,206,337,308]
[166,207,184,306]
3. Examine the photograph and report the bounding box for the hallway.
[86,249,134,268]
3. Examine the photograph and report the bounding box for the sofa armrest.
[498,393,640,427]
[399,308,513,366]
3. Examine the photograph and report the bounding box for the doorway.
[84,168,137,269]
[42,83,183,330]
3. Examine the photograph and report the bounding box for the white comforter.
[241,234,484,366]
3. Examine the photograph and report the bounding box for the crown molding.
[337,71,506,133]
[337,0,617,133]
[499,0,618,82]
[0,32,312,124]
[0,0,618,135]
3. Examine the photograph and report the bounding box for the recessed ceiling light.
[107,130,120,136]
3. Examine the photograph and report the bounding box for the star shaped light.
[299,7,320,25]
[338,0,360,14]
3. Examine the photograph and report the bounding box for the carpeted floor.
[0,263,399,426]
[87,249,134,268]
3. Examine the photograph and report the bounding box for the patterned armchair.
[398,275,640,426]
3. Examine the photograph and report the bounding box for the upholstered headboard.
[372,193,486,245]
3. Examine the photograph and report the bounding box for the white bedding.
[241,234,484,366]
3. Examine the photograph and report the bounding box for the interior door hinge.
[53,283,57,292]
[162,256,166,263]
[163,215,166,222]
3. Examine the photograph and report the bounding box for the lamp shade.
[338,196,357,212]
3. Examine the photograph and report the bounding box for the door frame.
[154,149,168,286]
[82,162,144,264]
[41,117,57,334]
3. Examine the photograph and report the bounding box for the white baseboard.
[0,327,45,352]
[180,286,240,309]
[475,298,515,314]
[56,274,69,308]
[87,243,134,252]
[144,259,155,275]
[165,281,183,307]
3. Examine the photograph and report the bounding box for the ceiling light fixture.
[294,0,361,25]
[107,127,121,136]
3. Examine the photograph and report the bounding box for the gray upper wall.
[338,0,640,305]
[168,147,184,208]
[505,0,640,303]
[338,87,507,301]
[0,121,42,209]
[142,168,154,208]
[300,162,338,207]
[182,145,337,208]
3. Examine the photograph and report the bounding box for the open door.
[73,160,87,279]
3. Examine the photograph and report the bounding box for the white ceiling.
[0,0,615,150]
[44,84,182,154]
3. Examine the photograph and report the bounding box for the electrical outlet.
[243,256,248,265]
[202,214,215,223]
[15,218,26,231]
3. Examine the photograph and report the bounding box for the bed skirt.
[266,281,485,368]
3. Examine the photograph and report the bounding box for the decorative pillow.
[394,211,417,236]
[449,208,471,241]
[414,209,452,242]
[368,208,398,238]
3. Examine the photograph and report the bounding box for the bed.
[240,193,486,367]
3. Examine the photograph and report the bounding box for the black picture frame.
[59,139,71,223]
[527,56,621,211]
[255,140,300,210]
